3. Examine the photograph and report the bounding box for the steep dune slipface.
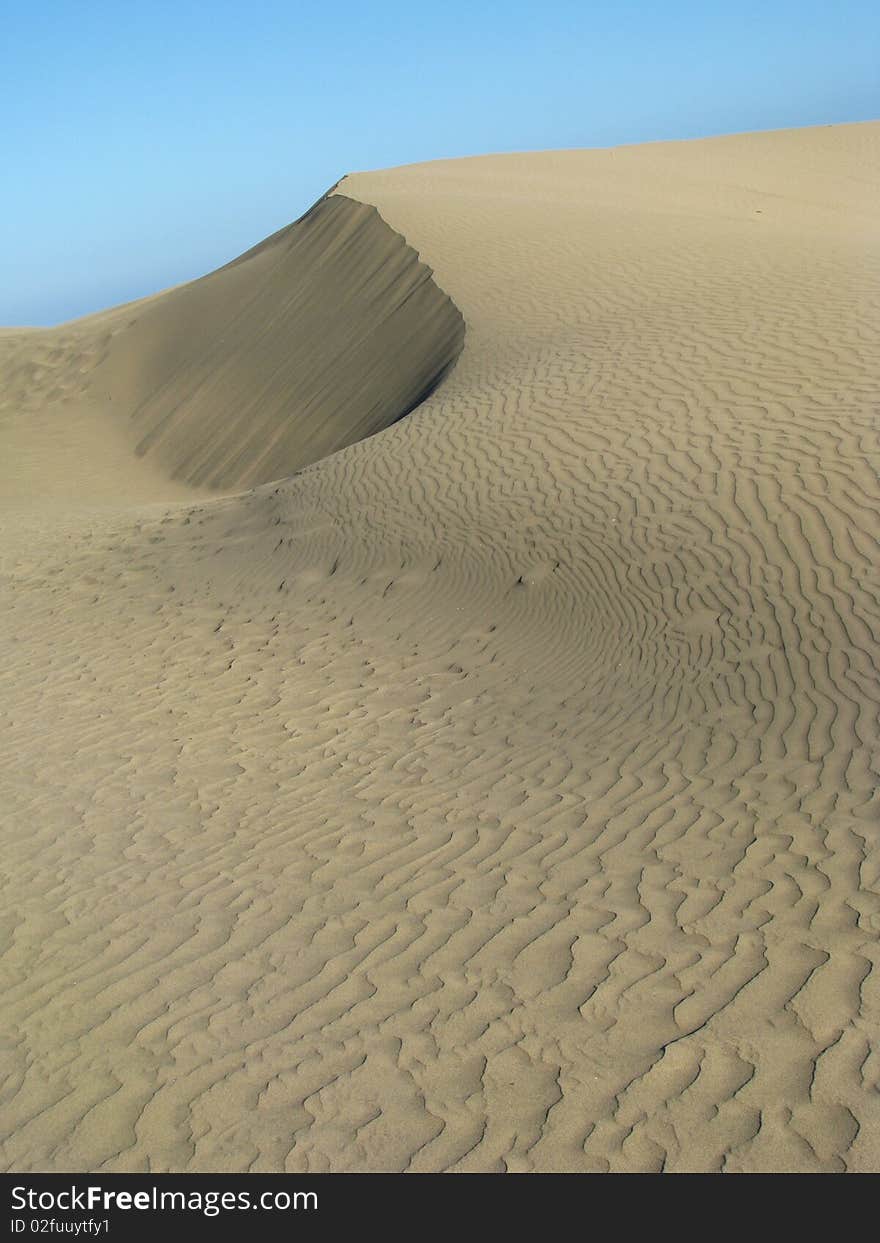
[97,193,464,490]
[1,125,879,1174]
[0,193,464,506]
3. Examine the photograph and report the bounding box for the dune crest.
[90,192,465,490]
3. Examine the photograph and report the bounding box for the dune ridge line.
[87,190,465,492]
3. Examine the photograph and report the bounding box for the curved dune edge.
[90,190,465,491]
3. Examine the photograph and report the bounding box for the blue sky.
[2,1,877,325]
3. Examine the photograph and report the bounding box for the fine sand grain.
[1,123,878,1172]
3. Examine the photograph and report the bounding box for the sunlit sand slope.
[1,123,878,1173]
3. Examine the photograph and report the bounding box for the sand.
[1,122,878,1173]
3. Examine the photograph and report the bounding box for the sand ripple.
[1,123,878,1172]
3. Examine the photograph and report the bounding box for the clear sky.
[2,0,878,325]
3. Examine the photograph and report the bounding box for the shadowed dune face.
[89,192,465,490]
[1,124,879,1174]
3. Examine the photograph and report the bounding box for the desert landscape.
[1,122,878,1173]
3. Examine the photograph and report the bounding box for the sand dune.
[107,193,463,490]
[1,123,878,1172]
